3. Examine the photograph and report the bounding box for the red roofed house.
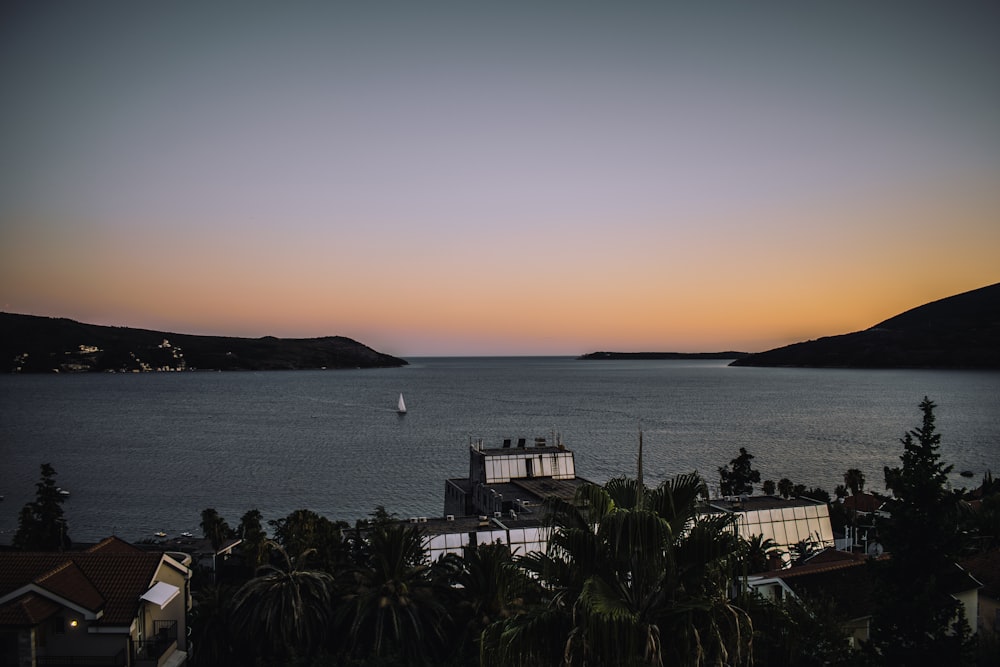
[0,536,191,667]
[745,547,981,649]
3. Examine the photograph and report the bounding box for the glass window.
[771,522,787,545]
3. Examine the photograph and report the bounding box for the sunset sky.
[1,2,997,356]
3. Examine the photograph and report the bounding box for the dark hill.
[0,313,407,373]
[729,282,1000,369]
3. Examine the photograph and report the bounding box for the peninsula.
[0,313,407,373]
[730,282,1000,369]
[578,351,748,360]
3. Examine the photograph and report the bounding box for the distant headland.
[578,351,748,360]
[579,282,1000,370]
[731,282,1000,369]
[0,313,407,373]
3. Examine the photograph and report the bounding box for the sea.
[1,357,998,544]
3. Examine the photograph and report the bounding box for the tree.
[200,508,234,551]
[740,534,780,574]
[268,508,348,573]
[229,541,336,663]
[13,463,71,550]
[867,397,974,665]
[801,486,830,503]
[762,479,776,496]
[339,522,450,664]
[237,509,268,572]
[844,468,866,496]
[435,541,537,665]
[777,478,794,499]
[718,447,761,496]
[484,474,753,667]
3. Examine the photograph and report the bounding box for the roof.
[0,593,62,627]
[706,495,826,513]
[843,493,883,514]
[752,548,881,617]
[961,549,1000,598]
[417,514,546,537]
[0,539,180,628]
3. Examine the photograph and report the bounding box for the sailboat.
[397,393,407,414]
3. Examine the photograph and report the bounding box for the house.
[960,549,1000,638]
[746,548,879,647]
[746,548,982,648]
[836,492,887,555]
[0,537,191,667]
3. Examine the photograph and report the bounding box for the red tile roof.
[0,545,170,628]
[962,550,1000,598]
[0,593,62,627]
[843,493,882,514]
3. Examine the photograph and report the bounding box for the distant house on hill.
[0,536,191,667]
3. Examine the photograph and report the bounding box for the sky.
[1,2,997,356]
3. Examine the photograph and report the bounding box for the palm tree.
[777,478,794,499]
[436,541,539,665]
[844,468,866,496]
[200,508,234,551]
[229,541,336,662]
[740,534,780,574]
[338,522,450,664]
[484,474,753,667]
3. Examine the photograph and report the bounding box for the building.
[444,435,590,519]
[702,495,836,566]
[0,537,191,667]
[747,548,982,649]
[439,438,838,568]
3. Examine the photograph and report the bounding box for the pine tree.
[867,397,974,665]
[719,447,761,496]
[13,463,71,550]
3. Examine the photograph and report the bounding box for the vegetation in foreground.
[11,398,1000,666]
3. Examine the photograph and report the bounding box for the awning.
[139,582,180,609]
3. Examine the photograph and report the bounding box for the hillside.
[0,313,408,372]
[730,282,1000,369]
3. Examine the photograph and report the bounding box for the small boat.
[180,531,193,538]
[397,393,407,414]
[57,487,70,497]
[154,531,167,538]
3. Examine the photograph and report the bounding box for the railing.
[134,620,178,667]
[36,649,126,666]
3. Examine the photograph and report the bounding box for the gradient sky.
[1,2,997,356]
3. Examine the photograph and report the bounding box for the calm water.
[1,358,998,543]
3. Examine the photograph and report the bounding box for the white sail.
[397,393,407,414]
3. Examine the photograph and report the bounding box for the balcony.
[134,620,178,667]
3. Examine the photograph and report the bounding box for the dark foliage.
[719,447,761,496]
[13,463,71,550]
